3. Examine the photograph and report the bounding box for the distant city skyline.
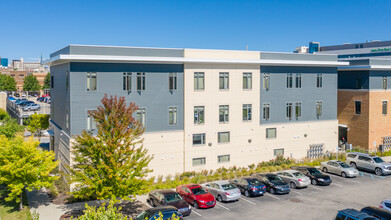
[1,0,391,61]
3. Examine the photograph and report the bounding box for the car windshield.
[248,179,261,186]
[221,184,236,190]
[267,175,283,183]
[308,168,321,175]
[165,193,182,203]
[191,187,207,195]
[373,157,384,163]
[338,162,350,168]
[292,172,305,178]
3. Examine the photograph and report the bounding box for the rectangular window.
[169,72,177,91]
[383,101,388,115]
[356,77,362,89]
[266,128,276,139]
[194,72,204,90]
[194,106,205,124]
[219,105,229,123]
[243,104,252,121]
[219,72,229,90]
[66,71,69,91]
[316,101,323,117]
[193,133,206,145]
[87,72,97,91]
[295,73,302,88]
[168,107,177,125]
[383,76,387,90]
[286,73,293,88]
[243,72,252,89]
[295,102,302,118]
[218,155,230,163]
[218,132,230,143]
[87,110,97,131]
[274,148,284,156]
[355,101,361,115]
[136,72,146,91]
[51,75,54,88]
[65,109,69,129]
[136,108,146,126]
[286,102,293,119]
[263,73,270,90]
[317,73,323,88]
[192,157,206,166]
[263,103,270,120]
[123,72,132,91]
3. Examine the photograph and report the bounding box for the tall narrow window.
[295,73,302,88]
[194,72,204,90]
[243,72,252,89]
[355,77,361,89]
[87,72,97,91]
[263,103,270,120]
[136,108,146,126]
[219,72,229,90]
[136,72,146,91]
[65,109,69,129]
[218,132,230,143]
[383,101,388,115]
[219,105,229,123]
[383,76,387,90]
[317,73,323,88]
[194,106,205,124]
[287,73,293,88]
[263,73,270,90]
[169,72,177,91]
[51,75,54,88]
[123,72,132,91]
[316,101,323,117]
[87,110,97,131]
[355,101,361,115]
[286,103,293,119]
[243,104,252,121]
[295,102,302,118]
[169,107,177,125]
[66,71,69,91]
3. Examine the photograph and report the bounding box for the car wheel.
[217,195,223,202]
[341,172,347,178]
[311,179,317,185]
[193,201,199,209]
[270,188,275,194]
[244,190,250,197]
[350,162,357,169]
[290,182,297,189]
[322,167,328,173]
[375,168,383,176]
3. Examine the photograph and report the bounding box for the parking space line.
[331,175,361,183]
[216,202,230,210]
[240,197,256,205]
[360,172,364,176]
[292,191,303,195]
[265,193,280,200]
[192,210,202,217]
[308,185,323,191]
[332,183,343,187]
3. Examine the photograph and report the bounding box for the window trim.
[219,72,229,90]
[86,72,97,92]
[243,72,252,90]
[219,105,229,123]
[192,133,206,146]
[262,103,270,121]
[169,72,177,92]
[217,131,230,144]
[295,102,302,118]
[194,72,205,91]
[242,104,252,122]
[168,106,178,125]
[194,106,205,124]
[86,109,97,132]
[136,107,147,126]
[286,102,293,119]
[263,73,270,90]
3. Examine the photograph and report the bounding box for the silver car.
[320,160,359,178]
[275,170,310,189]
[202,181,241,202]
[345,152,391,176]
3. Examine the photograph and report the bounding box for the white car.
[379,199,391,212]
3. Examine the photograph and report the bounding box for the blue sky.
[1,0,391,61]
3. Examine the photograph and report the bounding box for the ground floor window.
[192,157,206,166]
[218,155,230,163]
[273,148,284,156]
[266,128,276,139]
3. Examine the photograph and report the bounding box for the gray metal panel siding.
[338,71,370,89]
[349,60,370,66]
[369,70,391,89]
[260,52,336,62]
[69,45,184,57]
[69,64,184,136]
[50,46,70,58]
[50,63,70,133]
[260,66,337,124]
[70,62,183,73]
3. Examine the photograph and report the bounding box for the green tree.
[70,95,153,201]
[23,74,41,91]
[0,136,58,210]
[43,73,50,90]
[26,114,49,137]
[0,117,24,139]
[0,108,10,121]
[0,74,17,91]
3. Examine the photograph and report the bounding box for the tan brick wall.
[368,91,391,151]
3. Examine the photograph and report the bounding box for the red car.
[176,184,215,209]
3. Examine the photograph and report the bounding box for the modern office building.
[293,46,309,54]
[44,45,345,177]
[309,42,320,53]
[0,58,8,67]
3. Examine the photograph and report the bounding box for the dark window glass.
[355,101,361,115]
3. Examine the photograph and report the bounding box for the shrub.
[77,201,128,220]
[0,108,9,121]
[49,183,59,197]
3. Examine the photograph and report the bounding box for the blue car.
[8,97,16,102]
[229,177,267,197]
[135,206,183,220]
[15,99,27,105]
[335,209,377,220]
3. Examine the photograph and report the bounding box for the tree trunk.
[20,192,23,210]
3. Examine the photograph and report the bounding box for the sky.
[1,0,391,62]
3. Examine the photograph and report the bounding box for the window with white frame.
[266,128,276,139]
[286,102,293,119]
[218,132,230,143]
[218,155,230,163]
[317,73,323,88]
[219,72,229,90]
[295,102,302,118]
[263,103,270,120]
[192,157,206,166]
[263,73,270,90]
[193,133,206,145]
[194,72,204,90]
[316,101,323,117]
[243,72,252,89]
[243,104,252,121]
[136,72,146,91]
[169,72,177,91]
[295,73,301,88]
[286,73,293,88]
[219,105,229,123]
[87,110,97,131]
[87,72,97,91]
[136,108,146,126]
[123,72,132,91]
[194,106,205,124]
[168,107,177,125]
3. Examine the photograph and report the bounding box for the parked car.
[202,180,241,202]
[361,206,391,220]
[335,209,378,220]
[18,101,34,107]
[135,206,183,220]
[15,98,27,105]
[21,93,26,98]
[7,96,16,102]
[23,103,41,111]
[229,177,266,197]
[15,93,20,97]
[275,170,311,189]
[379,199,391,212]
[251,173,290,194]
[290,166,332,186]
[345,152,391,176]
[147,189,191,217]
[320,160,359,178]
[47,98,51,104]
[176,184,215,209]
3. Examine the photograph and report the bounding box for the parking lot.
[141,169,391,220]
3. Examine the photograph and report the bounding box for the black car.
[229,177,267,197]
[147,189,191,216]
[336,209,378,220]
[135,206,183,220]
[290,166,332,186]
[361,206,391,220]
[251,173,290,194]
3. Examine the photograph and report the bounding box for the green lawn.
[0,185,32,220]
